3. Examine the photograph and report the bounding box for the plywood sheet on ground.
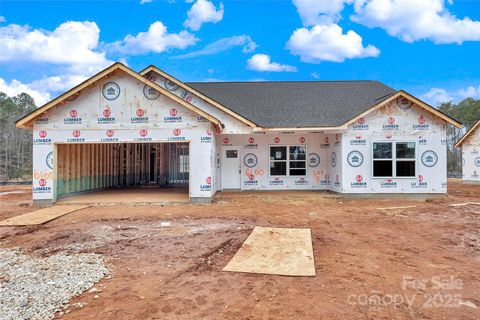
[0,205,91,226]
[223,226,316,276]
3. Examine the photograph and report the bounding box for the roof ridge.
[186,80,383,84]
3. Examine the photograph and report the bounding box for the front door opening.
[221,146,241,189]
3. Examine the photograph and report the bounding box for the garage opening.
[54,142,189,202]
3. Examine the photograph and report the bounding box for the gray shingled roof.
[186,81,396,127]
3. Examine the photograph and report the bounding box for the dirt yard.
[0,180,479,319]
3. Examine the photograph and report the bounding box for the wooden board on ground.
[449,202,480,207]
[0,205,91,226]
[223,226,316,276]
[376,205,417,210]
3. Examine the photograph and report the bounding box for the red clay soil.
[0,185,34,220]
[0,179,479,319]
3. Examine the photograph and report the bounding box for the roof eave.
[454,119,480,148]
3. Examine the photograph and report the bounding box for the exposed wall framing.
[55,142,189,198]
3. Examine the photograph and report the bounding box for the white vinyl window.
[270,145,307,176]
[372,142,416,178]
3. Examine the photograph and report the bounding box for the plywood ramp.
[223,226,316,277]
[0,205,91,226]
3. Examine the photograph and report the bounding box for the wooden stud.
[108,144,111,187]
[106,144,110,187]
[93,143,97,189]
[82,144,88,191]
[98,143,101,189]
[89,144,93,190]
[92,144,96,190]
[103,143,107,187]
[100,144,104,188]
[57,145,64,197]
[65,144,70,194]
[72,144,76,193]
[75,144,80,192]
[79,144,83,191]
[114,144,117,186]
[134,144,138,185]
[126,143,130,186]
[95,144,99,189]
[112,144,115,186]
[118,144,122,186]
[97,144,101,189]
[86,144,91,191]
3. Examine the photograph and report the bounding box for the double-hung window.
[270,145,306,176]
[373,142,416,178]
[270,146,287,176]
[289,146,307,176]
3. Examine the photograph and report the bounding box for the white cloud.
[184,0,224,31]
[420,84,480,106]
[0,19,194,108]
[351,0,480,44]
[457,85,480,99]
[109,21,198,55]
[28,74,88,93]
[0,77,51,106]
[310,72,320,79]
[0,21,111,106]
[286,23,380,63]
[140,0,153,3]
[0,16,5,23]
[172,35,256,59]
[247,54,297,72]
[292,0,349,26]
[204,77,225,82]
[0,73,93,107]
[420,88,454,106]
[0,21,110,67]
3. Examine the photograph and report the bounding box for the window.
[373,142,393,177]
[270,145,306,176]
[179,155,189,173]
[396,142,415,177]
[289,146,306,176]
[372,142,415,178]
[226,150,238,158]
[270,146,287,176]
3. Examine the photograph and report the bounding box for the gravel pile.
[0,247,109,320]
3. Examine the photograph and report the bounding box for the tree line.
[438,98,480,177]
[0,91,478,181]
[0,92,36,181]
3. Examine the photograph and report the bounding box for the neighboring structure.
[16,63,462,204]
[455,120,480,183]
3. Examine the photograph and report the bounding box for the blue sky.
[0,0,480,107]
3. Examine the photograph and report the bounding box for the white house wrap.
[455,120,480,183]
[16,63,463,204]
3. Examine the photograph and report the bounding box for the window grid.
[372,141,416,178]
[270,145,307,177]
